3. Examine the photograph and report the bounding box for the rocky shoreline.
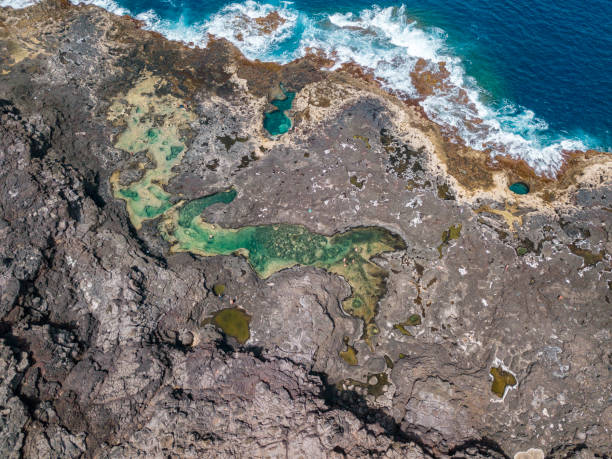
[1,1,611,457]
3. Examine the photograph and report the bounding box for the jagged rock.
[23,422,87,458]
[0,341,29,458]
[0,1,610,457]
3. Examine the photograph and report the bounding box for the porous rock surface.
[0,1,611,457]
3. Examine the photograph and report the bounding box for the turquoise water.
[509,182,530,195]
[178,188,237,227]
[5,0,609,174]
[263,89,295,135]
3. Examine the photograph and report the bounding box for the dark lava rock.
[0,1,610,457]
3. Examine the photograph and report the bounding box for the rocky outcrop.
[0,1,610,457]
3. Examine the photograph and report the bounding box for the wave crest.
[300,5,588,174]
[203,1,299,59]
[2,0,596,174]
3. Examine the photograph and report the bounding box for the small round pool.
[509,182,530,195]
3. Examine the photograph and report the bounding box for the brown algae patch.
[339,336,358,365]
[217,134,248,151]
[476,203,523,231]
[437,183,455,200]
[393,324,412,336]
[490,366,517,398]
[569,244,605,268]
[437,224,462,258]
[203,308,251,344]
[109,75,195,229]
[212,283,226,297]
[353,135,371,149]
[159,190,406,343]
[254,11,286,34]
[394,313,421,336]
[350,175,365,189]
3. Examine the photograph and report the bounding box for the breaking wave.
[0,0,38,8]
[2,0,603,174]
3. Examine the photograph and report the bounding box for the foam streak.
[2,0,596,174]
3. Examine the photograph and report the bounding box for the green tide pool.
[263,87,295,136]
[110,78,405,345]
[160,188,405,342]
[509,182,530,195]
[203,308,251,344]
[109,76,194,229]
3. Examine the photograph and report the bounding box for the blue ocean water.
[5,0,609,173]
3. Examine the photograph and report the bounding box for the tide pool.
[263,87,295,136]
[160,191,406,343]
[106,77,406,345]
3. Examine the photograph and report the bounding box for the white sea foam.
[296,5,587,174]
[328,8,444,62]
[0,0,38,7]
[74,0,130,17]
[203,0,298,60]
[0,0,591,173]
[135,10,208,46]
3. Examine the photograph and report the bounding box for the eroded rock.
[0,1,610,457]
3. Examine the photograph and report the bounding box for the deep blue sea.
[4,0,610,173]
